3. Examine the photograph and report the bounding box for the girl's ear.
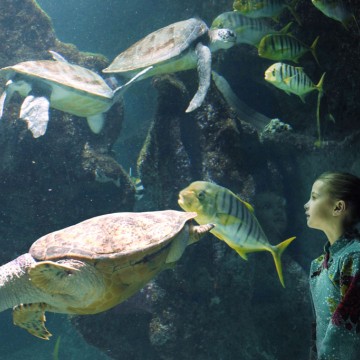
[333,200,346,216]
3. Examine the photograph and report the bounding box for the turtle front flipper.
[13,303,52,340]
[185,42,211,113]
[20,95,50,138]
[29,261,81,295]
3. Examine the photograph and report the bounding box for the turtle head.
[208,28,236,52]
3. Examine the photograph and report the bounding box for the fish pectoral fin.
[217,213,242,226]
[20,95,50,138]
[283,75,296,85]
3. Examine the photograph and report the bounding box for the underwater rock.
[0,0,134,261]
[72,70,313,359]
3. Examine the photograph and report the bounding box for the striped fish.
[264,62,326,145]
[233,0,302,25]
[264,62,325,100]
[178,181,295,287]
[211,11,292,47]
[258,34,320,64]
[311,0,355,29]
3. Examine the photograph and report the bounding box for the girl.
[304,172,360,360]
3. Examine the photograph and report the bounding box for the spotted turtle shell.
[29,210,197,262]
[103,18,208,73]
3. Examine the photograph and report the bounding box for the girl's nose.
[304,202,309,210]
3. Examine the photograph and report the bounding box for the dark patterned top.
[309,231,360,360]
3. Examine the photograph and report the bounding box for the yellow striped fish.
[211,11,292,47]
[178,181,295,287]
[233,0,302,25]
[264,62,325,145]
[258,34,320,64]
[264,62,325,101]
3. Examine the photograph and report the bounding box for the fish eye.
[197,191,206,200]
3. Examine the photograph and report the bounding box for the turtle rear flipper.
[86,113,105,134]
[20,95,50,138]
[13,303,52,340]
[185,42,211,113]
[0,90,8,119]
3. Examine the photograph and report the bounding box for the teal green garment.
[309,232,360,360]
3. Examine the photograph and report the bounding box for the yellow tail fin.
[270,236,296,287]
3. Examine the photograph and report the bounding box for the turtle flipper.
[185,42,211,113]
[86,113,105,134]
[13,303,52,340]
[20,95,50,138]
[29,261,80,295]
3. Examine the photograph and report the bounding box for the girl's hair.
[317,172,360,226]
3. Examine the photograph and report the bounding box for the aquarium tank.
[0,0,359,359]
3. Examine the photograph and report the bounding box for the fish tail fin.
[310,36,320,66]
[270,236,296,287]
[314,73,326,147]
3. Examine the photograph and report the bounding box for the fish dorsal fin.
[279,22,293,35]
[230,190,254,212]
[236,197,254,212]
[49,51,68,63]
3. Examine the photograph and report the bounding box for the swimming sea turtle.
[103,18,236,113]
[0,210,213,339]
[0,51,149,138]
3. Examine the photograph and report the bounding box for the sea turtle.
[103,18,236,113]
[0,51,149,138]
[0,210,213,339]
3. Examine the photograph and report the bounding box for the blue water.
[1,0,359,358]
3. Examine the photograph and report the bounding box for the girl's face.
[304,180,337,231]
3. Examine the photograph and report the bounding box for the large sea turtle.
[103,18,236,113]
[0,51,149,138]
[0,210,213,339]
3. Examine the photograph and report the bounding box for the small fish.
[311,0,355,28]
[178,181,296,287]
[211,11,292,47]
[264,62,326,145]
[233,0,302,25]
[258,34,320,64]
[129,167,144,200]
[264,62,325,100]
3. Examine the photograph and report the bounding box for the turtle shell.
[103,18,208,73]
[1,60,113,99]
[29,210,197,261]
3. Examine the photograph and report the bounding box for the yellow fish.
[178,181,296,287]
[264,62,325,145]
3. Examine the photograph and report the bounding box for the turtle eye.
[197,191,206,201]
